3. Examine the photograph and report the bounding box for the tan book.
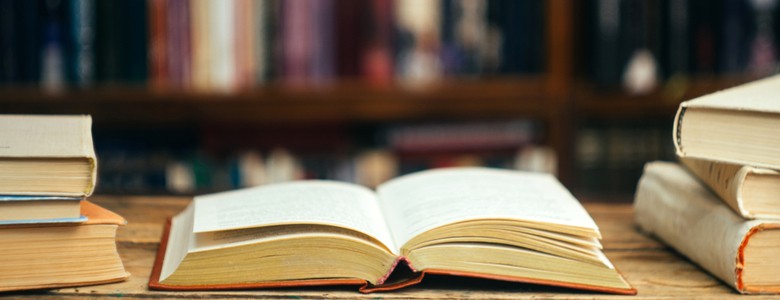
[0,201,129,292]
[681,157,780,220]
[149,167,635,294]
[0,196,83,224]
[673,75,780,169]
[0,115,97,196]
[635,161,780,294]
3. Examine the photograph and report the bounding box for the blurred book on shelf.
[0,0,545,93]
[582,0,780,94]
[574,119,675,198]
[92,119,553,195]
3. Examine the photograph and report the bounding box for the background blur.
[0,0,777,200]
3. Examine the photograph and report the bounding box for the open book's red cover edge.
[148,218,637,295]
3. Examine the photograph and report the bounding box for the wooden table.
[2,196,772,299]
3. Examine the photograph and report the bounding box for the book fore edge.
[737,223,780,294]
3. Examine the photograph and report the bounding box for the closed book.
[0,195,84,225]
[681,157,780,220]
[635,161,780,294]
[0,115,97,196]
[149,167,634,294]
[674,75,780,169]
[0,201,129,292]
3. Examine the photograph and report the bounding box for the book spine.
[334,0,363,78]
[125,0,149,84]
[233,0,256,90]
[719,0,749,73]
[40,0,69,92]
[149,0,169,89]
[309,0,335,85]
[166,0,190,89]
[363,0,394,85]
[672,102,686,157]
[0,0,16,83]
[68,0,95,87]
[280,0,313,85]
[208,0,235,92]
[190,0,210,90]
[634,162,765,293]
[18,1,41,85]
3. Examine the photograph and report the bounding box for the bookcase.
[0,0,769,198]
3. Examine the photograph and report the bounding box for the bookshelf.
[0,0,767,198]
[0,78,550,124]
[574,75,756,119]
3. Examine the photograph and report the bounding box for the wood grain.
[1,196,767,299]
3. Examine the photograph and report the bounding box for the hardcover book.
[673,75,780,169]
[0,195,84,225]
[0,115,97,196]
[149,167,635,294]
[681,156,780,220]
[635,161,780,294]
[0,201,129,292]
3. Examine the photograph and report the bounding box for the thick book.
[0,115,97,196]
[0,201,129,292]
[635,161,780,294]
[681,157,780,220]
[149,167,635,294]
[0,195,85,225]
[673,75,780,169]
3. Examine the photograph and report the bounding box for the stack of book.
[634,75,780,294]
[0,115,128,292]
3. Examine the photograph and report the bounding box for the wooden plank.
[1,197,762,299]
[0,78,548,125]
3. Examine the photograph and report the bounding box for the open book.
[149,167,634,294]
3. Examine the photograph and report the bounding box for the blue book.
[0,195,85,225]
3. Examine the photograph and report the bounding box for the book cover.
[635,161,780,294]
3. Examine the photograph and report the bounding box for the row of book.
[634,75,780,294]
[0,115,129,292]
[0,0,543,92]
[574,120,676,197]
[93,119,546,194]
[584,0,780,93]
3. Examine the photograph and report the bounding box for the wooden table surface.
[2,196,771,299]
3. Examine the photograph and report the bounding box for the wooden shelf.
[0,77,552,125]
[574,75,755,119]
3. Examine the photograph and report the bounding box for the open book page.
[377,167,599,251]
[191,181,396,252]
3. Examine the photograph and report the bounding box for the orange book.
[0,201,129,292]
[149,167,635,294]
